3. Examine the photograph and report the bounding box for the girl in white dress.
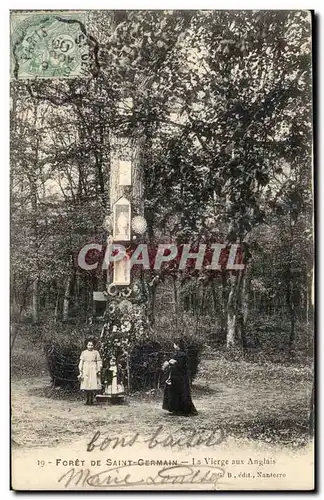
[105,356,125,399]
[78,339,102,405]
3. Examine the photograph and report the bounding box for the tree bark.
[148,277,158,327]
[226,270,246,349]
[242,272,249,325]
[54,289,60,323]
[210,278,217,316]
[32,277,39,324]
[173,275,179,331]
[227,310,236,347]
[210,278,220,341]
[92,276,98,319]
[11,325,20,350]
[74,272,80,314]
[226,274,237,347]
[200,284,207,315]
[286,275,295,355]
[62,275,72,322]
[240,266,250,350]
[221,272,227,333]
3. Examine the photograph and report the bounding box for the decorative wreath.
[133,305,142,318]
[119,299,132,314]
[132,281,141,295]
[107,283,118,296]
[121,286,132,298]
[108,302,116,314]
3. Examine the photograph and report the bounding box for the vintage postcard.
[10,10,314,491]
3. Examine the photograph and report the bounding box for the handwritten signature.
[86,425,225,452]
[58,464,225,489]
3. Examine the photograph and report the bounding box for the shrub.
[43,321,100,389]
[129,340,163,392]
[128,336,203,392]
[43,321,203,392]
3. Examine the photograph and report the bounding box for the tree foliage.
[11,11,312,358]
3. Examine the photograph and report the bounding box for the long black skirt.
[162,376,198,416]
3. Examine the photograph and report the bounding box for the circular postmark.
[11,13,91,79]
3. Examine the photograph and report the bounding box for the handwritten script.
[86,425,225,452]
[58,464,225,489]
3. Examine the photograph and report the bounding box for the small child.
[105,356,125,399]
[78,339,102,405]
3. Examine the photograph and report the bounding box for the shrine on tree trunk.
[94,101,149,403]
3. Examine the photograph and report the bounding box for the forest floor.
[11,332,313,451]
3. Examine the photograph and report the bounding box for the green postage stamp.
[10,11,90,79]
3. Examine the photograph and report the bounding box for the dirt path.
[11,357,314,490]
[11,358,311,449]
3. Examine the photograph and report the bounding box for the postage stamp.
[10,11,91,79]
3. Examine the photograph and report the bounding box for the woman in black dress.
[162,338,198,416]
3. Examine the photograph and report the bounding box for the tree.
[11,11,312,357]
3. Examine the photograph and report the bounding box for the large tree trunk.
[238,269,250,350]
[226,270,246,349]
[226,239,251,349]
